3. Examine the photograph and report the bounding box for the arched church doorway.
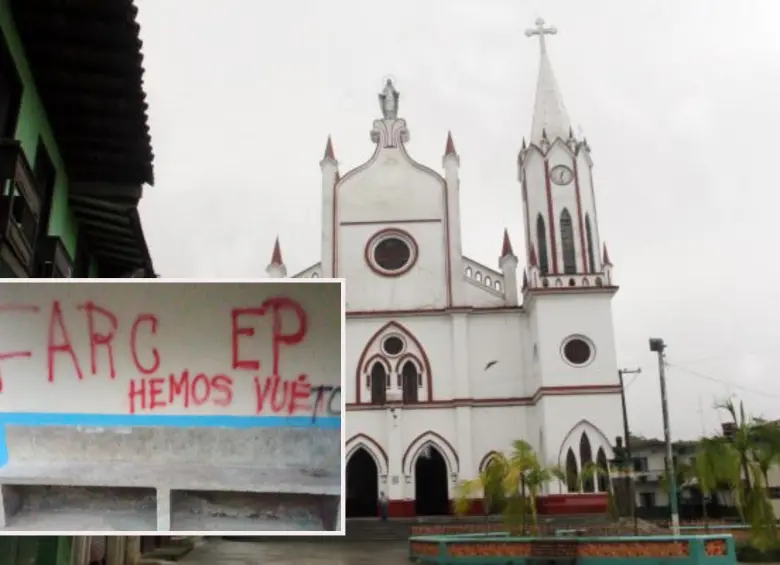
[415,445,450,516]
[346,447,379,518]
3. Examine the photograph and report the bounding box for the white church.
[267,19,624,518]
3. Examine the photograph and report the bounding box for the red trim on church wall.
[350,384,621,409]
[386,499,484,518]
[388,499,415,518]
[477,450,500,472]
[543,159,559,274]
[332,175,339,276]
[536,493,608,515]
[354,320,434,404]
[572,158,588,273]
[345,432,390,469]
[386,495,604,519]
[443,171,454,308]
[343,296,614,319]
[362,353,391,375]
[401,430,460,474]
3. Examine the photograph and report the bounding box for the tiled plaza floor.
[178,539,408,565]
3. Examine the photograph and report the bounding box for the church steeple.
[518,18,614,292]
[266,237,287,278]
[525,17,572,146]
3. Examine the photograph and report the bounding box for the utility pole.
[649,337,680,535]
[618,367,641,534]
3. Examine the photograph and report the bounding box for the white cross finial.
[524,17,557,54]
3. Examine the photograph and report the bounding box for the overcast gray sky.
[134,0,780,440]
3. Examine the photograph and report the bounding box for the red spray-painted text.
[0,297,340,419]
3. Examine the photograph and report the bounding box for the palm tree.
[711,399,778,547]
[452,453,509,519]
[548,465,567,494]
[691,437,739,522]
[577,461,611,494]
[504,440,540,534]
[750,419,780,487]
[522,460,555,533]
[453,441,556,534]
[716,399,755,492]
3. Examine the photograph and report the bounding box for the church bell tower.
[518,18,613,292]
[518,19,623,469]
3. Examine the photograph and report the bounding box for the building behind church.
[268,18,625,518]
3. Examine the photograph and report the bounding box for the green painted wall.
[1,0,80,260]
[0,537,72,565]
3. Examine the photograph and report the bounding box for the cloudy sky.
[134,0,780,440]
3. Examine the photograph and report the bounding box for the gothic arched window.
[579,432,594,493]
[560,209,576,275]
[585,214,595,273]
[370,362,387,406]
[401,361,419,404]
[536,214,549,275]
[596,448,609,492]
[565,448,578,492]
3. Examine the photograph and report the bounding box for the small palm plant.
[452,452,509,520]
[453,440,556,535]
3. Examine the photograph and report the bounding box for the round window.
[374,237,411,271]
[562,337,594,366]
[366,229,418,276]
[382,336,405,356]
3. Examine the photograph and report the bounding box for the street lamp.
[649,337,680,535]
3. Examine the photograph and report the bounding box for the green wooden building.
[0,0,155,278]
[1,0,155,560]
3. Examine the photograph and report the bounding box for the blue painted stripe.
[0,412,341,429]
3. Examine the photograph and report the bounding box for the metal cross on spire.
[524,17,557,54]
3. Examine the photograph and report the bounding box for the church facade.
[267,19,624,518]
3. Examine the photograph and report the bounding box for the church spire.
[323,135,336,161]
[525,18,572,145]
[266,237,287,278]
[500,228,515,258]
[444,131,457,157]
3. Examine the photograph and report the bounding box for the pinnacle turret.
[266,237,287,278]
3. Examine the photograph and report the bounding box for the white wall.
[335,143,451,313]
[346,303,622,498]
[526,291,621,390]
[0,281,342,418]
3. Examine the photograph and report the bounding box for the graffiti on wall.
[0,283,342,425]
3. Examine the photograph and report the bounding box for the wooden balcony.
[0,140,41,274]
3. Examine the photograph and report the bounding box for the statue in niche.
[378,78,400,120]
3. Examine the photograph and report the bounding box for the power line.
[666,361,780,399]
[672,348,778,367]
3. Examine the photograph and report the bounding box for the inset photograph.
[0,280,344,533]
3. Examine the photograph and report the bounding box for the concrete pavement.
[177,538,408,564]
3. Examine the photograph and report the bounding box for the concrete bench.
[0,425,340,531]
